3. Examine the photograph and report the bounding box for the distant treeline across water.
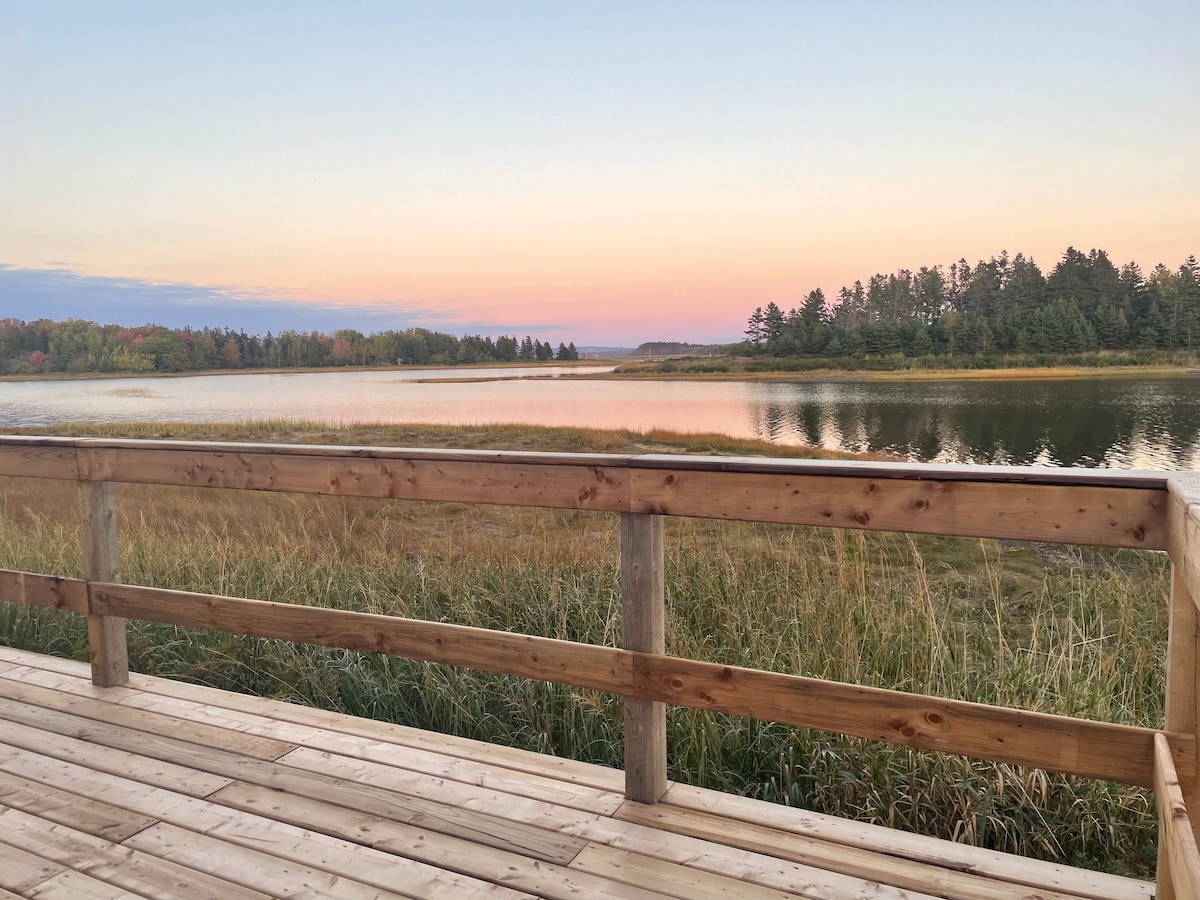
[744,247,1200,360]
[0,319,580,375]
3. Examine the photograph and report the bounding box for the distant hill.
[627,341,729,359]
[574,346,636,359]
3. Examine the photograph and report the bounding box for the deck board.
[0,645,1155,900]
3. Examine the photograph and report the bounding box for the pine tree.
[762,302,785,352]
[745,307,765,346]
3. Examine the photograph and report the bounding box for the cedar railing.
[1,435,1198,894]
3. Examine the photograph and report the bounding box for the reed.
[0,422,1170,875]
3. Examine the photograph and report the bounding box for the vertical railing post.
[620,512,667,803]
[1161,476,1200,899]
[80,480,128,686]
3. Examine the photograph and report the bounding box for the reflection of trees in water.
[798,403,823,446]
[748,378,1200,469]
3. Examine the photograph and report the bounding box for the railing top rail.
[0,434,1178,489]
[632,453,1176,489]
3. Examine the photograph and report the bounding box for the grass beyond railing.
[1,434,1199,893]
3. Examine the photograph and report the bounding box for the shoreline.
[2,360,1195,386]
[0,419,897,462]
[603,363,1199,383]
[0,359,621,384]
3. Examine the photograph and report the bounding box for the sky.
[1,2,1197,346]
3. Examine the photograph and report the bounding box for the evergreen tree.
[762,302,785,353]
[800,288,828,326]
[745,307,765,346]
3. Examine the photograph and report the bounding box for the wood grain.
[1164,477,1200,899]
[615,801,1088,900]
[206,784,662,900]
[629,468,1168,549]
[0,641,1160,900]
[661,783,1152,900]
[0,806,272,900]
[629,452,1173,489]
[79,482,127,687]
[77,446,630,511]
[89,582,636,694]
[86,582,1189,786]
[620,512,667,804]
[0,570,88,614]
[1169,479,1200,614]
[0,438,78,480]
[1156,732,1200,900]
[0,769,158,842]
[631,653,1192,788]
[1162,557,1200,898]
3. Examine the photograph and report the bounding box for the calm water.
[2,367,1199,470]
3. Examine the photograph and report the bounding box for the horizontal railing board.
[71,437,638,468]
[0,436,1173,547]
[77,447,632,511]
[0,434,1180,488]
[78,580,1191,787]
[0,436,79,448]
[0,444,79,480]
[0,571,88,614]
[629,468,1168,549]
[631,453,1175,489]
[633,653,1192,790]
[88,582,636,695]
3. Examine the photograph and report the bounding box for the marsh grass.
[0,422,1171,875]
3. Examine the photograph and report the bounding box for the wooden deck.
[0,645,1152,900]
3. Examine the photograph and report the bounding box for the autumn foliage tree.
[0,319,579,375]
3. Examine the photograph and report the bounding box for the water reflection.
[1,369,1198,470]
[746,378,1200,469]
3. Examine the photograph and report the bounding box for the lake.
[2,367,1199,470]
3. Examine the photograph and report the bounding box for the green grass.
[0,421,1172,876]
[612,349,1200,380]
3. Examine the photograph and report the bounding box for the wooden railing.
[1,435,1199,894]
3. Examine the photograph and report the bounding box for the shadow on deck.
[0,646,1148,900]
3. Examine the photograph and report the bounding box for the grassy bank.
[0,358,619,384]
[0,422,1170,875]
[610,363,1197,383]
[613,350,1200,381]
[6,419,901,459]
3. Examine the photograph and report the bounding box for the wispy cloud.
[0,265,570,339]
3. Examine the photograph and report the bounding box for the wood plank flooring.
[0,645,1154,900]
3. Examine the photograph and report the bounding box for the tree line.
[743,248,1200,360]
[0,320,581,375]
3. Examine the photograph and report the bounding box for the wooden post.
[1161,476,1200,899]
[80,481,128,686]
[620,512,667,803]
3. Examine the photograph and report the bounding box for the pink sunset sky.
[1,2,1197,346]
